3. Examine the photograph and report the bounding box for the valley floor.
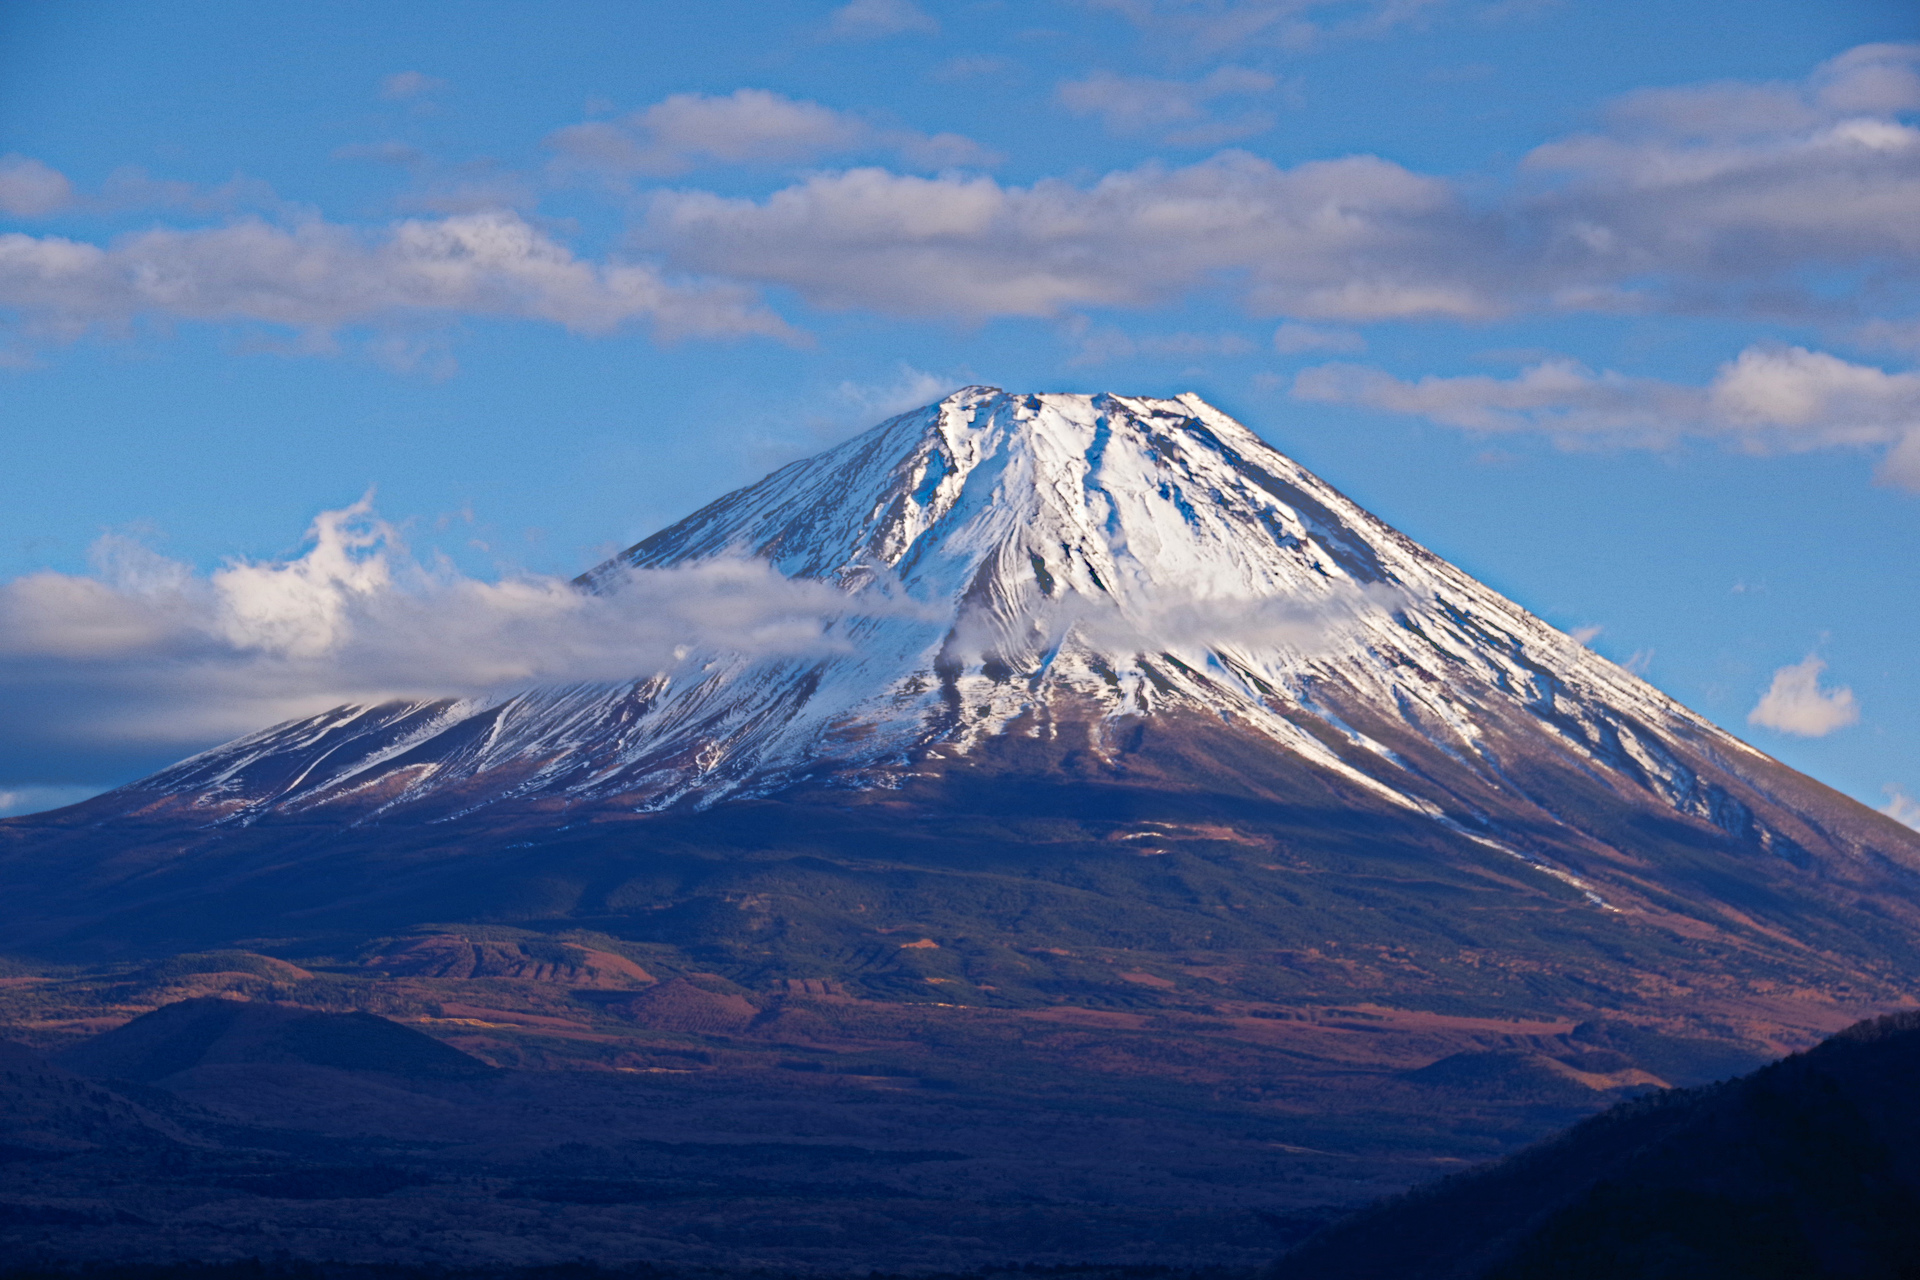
[0,951,1832,1272]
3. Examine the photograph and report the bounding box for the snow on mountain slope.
[108,387,1788,874]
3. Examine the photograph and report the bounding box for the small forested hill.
[1275,1010,1920,1280]
[55,997,495,1083]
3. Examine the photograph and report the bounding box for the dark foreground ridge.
[0,1000,1349,1271]
[11,1011,1920,1276]
[0,1265,1250,1280]
[1275,1010,1920,1279]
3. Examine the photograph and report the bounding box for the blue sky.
[1,0,1916,818]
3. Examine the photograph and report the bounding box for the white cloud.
[0,209,794,345]
[1057,67,1278,145]
[1569,624,1602,646]
[0,498,929,786]
[380,71,446,101]
[1712,345,1920,454]
[1877,429,1920,491]
[1519,43,1920,314]
[831,364,964,420]
[643,152,1490,321]
[547,88,993,178]
[630,44,1918,330]
[1748,654,1860,736]
[0,155,75,217]
[1,488,1392,791]
[727,364,971,478]
[1292,345,1920,486]
[1293,357,1705,442]
[0,785,105,818]
[9,44,1916,361]
[826,0,940,39]
[1883,786,1920,831]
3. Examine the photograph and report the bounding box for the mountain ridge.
[2,387,1917,1037]
[26,390,1829,855]
[3,389,1919,1263]
[1274,1009,1920,1279]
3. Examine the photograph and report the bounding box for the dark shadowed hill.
[0,1038,199,1159]
[1274,1010,1920,1280]
[55,998,495,1083]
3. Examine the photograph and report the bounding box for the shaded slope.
[1275,1011,1920,1280]
[0,708,1914,1030]
[55,998,495,1084]
[0,1039,197,1158]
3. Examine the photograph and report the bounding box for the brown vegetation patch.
[616,978,759,1034]
[368,936,652,987]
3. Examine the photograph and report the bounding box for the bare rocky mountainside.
[2,388,1919,1269]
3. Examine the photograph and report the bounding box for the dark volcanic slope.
[1276,1011,1920,1280]
[3,706,1917,1036]
[0,1038,194,1159]
[55,997,494,1083]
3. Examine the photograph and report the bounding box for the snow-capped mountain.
[94,389,1854,869]
[10,392,1920,1276]
[10,385,1920,1018]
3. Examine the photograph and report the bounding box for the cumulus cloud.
[9,44,1915,357]
[1057,67,1278,145]
[643,152,1491,321]
[826,0,940,38]
[0,155,76,217]
[0,498,927,786]
[0,208,794,345]
[1521,42,1920,315]
[1293,345,1920,485]
[547,88,993,179]
[1747,655,1860,736]
[628,43,1917,329]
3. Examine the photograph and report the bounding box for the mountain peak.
[49,390,1798,891]
[11,390,1920,1078]
[600,386,1395,605]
